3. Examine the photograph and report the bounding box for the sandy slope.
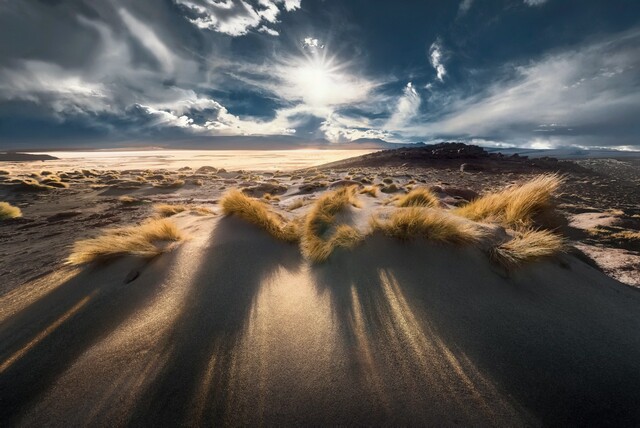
[1,212,640,427]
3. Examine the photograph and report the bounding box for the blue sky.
[0,0,639,149]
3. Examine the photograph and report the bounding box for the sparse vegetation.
[371,207,485,244]
[395,187,439,208]
[154,203,215,217]
[491,228,565,267]
[301,186,363,262]
[611,230,640,241]
[119,195,142,205]
[359,186,378,197]
[67,218,185,265]
[221,189,298,242]
[286,198,308,211]
[0,201,22,219]
[454,174,563,227]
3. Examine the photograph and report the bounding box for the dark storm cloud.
[0,0,639,149]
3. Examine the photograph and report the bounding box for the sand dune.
[2,210,640,426]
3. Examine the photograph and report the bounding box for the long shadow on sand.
[0,254,176,424]
[126,216,302,427]
[311,234,640,426]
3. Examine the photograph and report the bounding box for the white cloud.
[258,25,279,36]
[321,113,392,143]
[303,37,323,49]
[458,0,474,15]
[429,39,447,82]
[524,0,548,5]
[386,82,421,129]
[174,0,299,36]
[282,0,301,11]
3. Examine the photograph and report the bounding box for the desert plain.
[1,143,639,426]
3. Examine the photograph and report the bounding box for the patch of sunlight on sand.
[192,264,340,426]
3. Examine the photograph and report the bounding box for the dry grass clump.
[454,174,563,227]
[154,179,185,189]
[395,187,439,208]
[301,186,363,262]
[371,207,485,245]
[491,228,565,267]
[611,230,640,241]
[0,201,22,219]
[153,203,214,217]
[119,195,142,205]
[359,186,378,197]
[67,218,185,265]
[263,193,281,202]
[0,170,10,175]
[16,178,54,191]
[221,189,298,242]
[380,183,399,193]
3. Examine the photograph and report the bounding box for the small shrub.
[220,189,298,242]
[0,201,22,220]
[67,218,185,265]
[491,228,565,267]
[371,207,485,244]
[395,187,439,208]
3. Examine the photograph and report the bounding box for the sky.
[0,0,639,150]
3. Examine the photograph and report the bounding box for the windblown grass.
[395,187,439,208]
[491,228,565,267]
[154,203,215,217]
[371,207,485,244]
[359,186,378,197]
[0,202,22,220]
[454,174,563,227]
[16,178,54,191]
[67,218,185,265]
[221,189,298,242]
[611,230,640,241]
[119,195,142,205]
[301,186,363,262]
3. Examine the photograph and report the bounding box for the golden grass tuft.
[0,201,22,219]
[154,203,215,217]
[17,178,54,191]
[454,174,563,227]
[611,230,640,241]
[371,207,485,244]
[263,193,281,202]
[119,195,141,205]
[221,189,298,242]
[300,186,363,262]
[395,187,439,208]
[491,228,565,267]
[359,185,378,197]
[67,218,185,265]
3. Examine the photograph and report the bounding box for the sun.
[292,58,335,106]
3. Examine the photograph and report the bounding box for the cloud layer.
[0,0,638,150]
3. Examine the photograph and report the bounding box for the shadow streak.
[311,233,640,426]
[0,254,175,424]
[127,216,302,427]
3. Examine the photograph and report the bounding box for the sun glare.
[293,60,334,105]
